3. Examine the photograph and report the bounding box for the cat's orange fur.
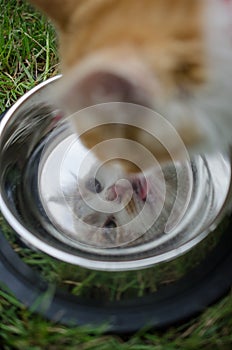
[29,0,232,171]
[31,0,204,84]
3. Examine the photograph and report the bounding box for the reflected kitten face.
[58,163,182,248]
[62,165,155,247]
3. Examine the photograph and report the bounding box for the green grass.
[1,287,232,350]
[0,0,58,112]
[0,0,232,348]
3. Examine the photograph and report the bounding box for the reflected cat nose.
[106,179,133,202]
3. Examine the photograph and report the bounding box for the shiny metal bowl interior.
[0,75,232,271]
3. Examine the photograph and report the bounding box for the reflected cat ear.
[29,0,78,28]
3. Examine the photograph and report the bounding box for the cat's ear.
[29,0,78,28]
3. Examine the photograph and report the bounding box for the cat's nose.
[55,49,157,112]
[69,70,152,108]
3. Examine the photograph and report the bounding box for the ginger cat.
[29,0,232,171]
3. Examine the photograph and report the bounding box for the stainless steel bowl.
[0,75,232,271]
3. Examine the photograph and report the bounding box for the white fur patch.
[197,0,232,151]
